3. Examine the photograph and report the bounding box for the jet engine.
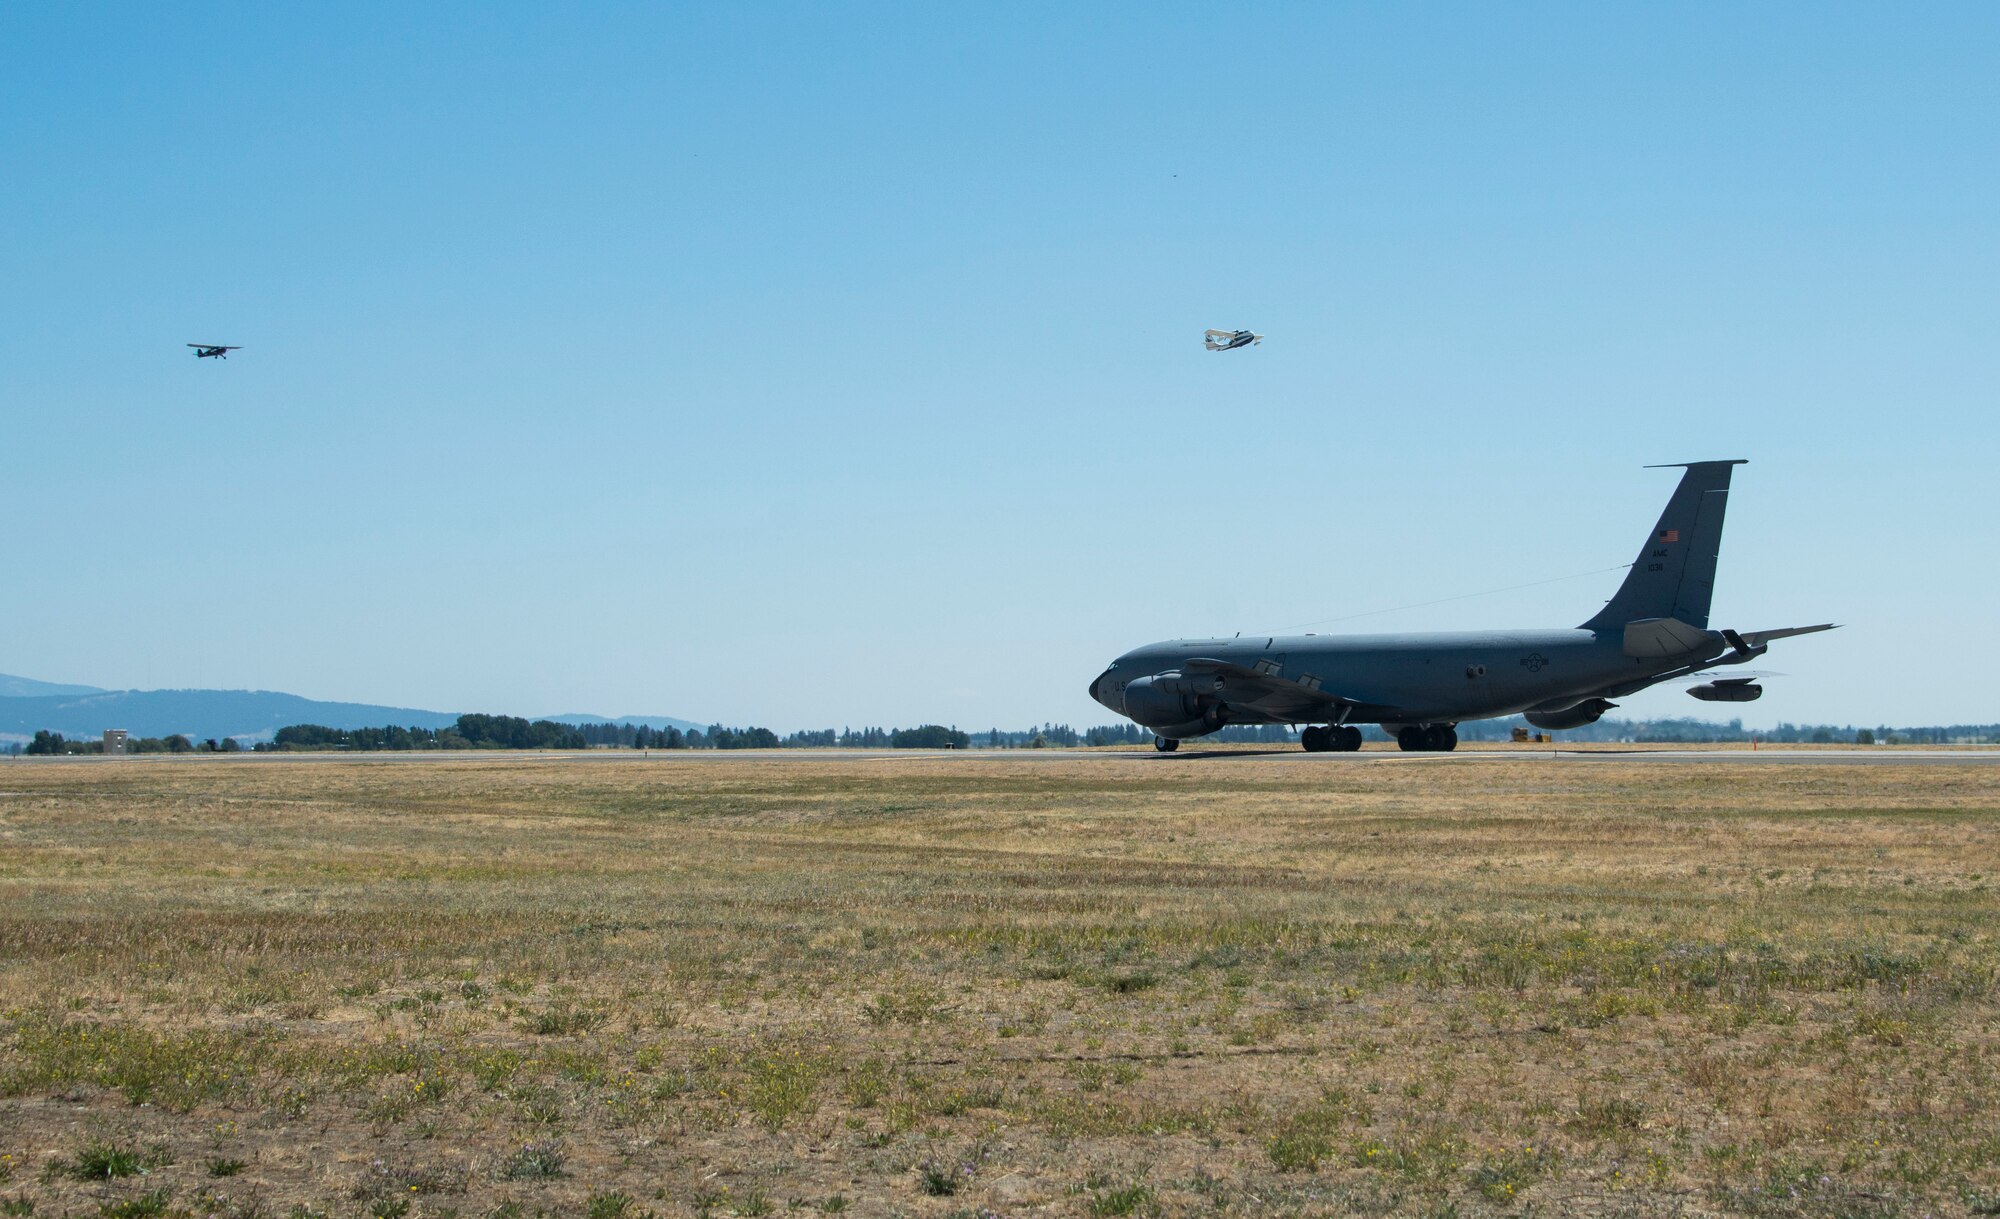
[1120,674,1229,739]
[1687,678,1763,703]
[1524,697,1617,731]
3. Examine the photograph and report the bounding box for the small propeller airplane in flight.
[1204,328,1263,351]
[187,344,240,359]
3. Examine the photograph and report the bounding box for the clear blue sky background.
[4,3,1994,730]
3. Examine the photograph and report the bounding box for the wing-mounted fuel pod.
[1687,677,1763,703]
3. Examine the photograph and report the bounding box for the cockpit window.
[1106,661,1118,670]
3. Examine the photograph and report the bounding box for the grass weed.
[497,1141,565,1181]
[61,1144,145,1181]
[97,1189,173,1219]
[0,751,1995,1215]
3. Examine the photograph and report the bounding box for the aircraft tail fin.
[1580,460,1746,633]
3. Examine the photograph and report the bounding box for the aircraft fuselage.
[1090,462,1830,750]
[1090,628,1723,730]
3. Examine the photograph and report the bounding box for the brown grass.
[1,753,1997,1217]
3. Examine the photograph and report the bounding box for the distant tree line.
[1450,715,2000,745]
[257,718,971,752]
[1064,718,2000,747]
[757,726,970,749]
[577,723,782,749]
[20,714,1988,758]
[270,715,585,751]
[22,730,240,755]
[572,723,976,749]
[975,724,1082,748]
[1067,718,2000,748]
[1079,723,1299,746]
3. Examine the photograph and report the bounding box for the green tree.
[890,725,970,749]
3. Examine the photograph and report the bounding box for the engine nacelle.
[1524,697,1617,731]
[1688,679,1763,703]
[1120,674,1229,738]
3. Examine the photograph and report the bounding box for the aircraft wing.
[1204,330,1234,339]
[1182,657,1358,720]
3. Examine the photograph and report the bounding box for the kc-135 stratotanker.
[1090,461,1836,752]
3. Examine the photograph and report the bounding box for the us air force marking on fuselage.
[1089,460,1838,754]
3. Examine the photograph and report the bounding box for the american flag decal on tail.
[1658,529,1679,542]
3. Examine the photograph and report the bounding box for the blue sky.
[4,3,1995,729]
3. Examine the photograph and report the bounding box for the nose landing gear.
[1153,736,1180,752]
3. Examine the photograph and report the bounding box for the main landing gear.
[1300,725,1363,752]
[1396,724,1459,752]
[1153,736,1180,752]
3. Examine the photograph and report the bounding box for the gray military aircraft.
[1089,461,1836,752]
[1204,329,1263,351]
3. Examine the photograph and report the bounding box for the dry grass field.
[2,752,1997,1219]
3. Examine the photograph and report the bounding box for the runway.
[1078,747,2000,766]
[1145,747,2000,766]
[10,746,1998,766]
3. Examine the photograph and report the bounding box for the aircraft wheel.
[1397,726,1427,752]
[1338,726,1364,751]
[1300,726,1328,752]
[1418,725,1457,752]
[1154,736,1179,753]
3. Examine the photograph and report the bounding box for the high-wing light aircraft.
[1204,329,1263,351]
[188,344,240,359]
[1089,461,1836,752]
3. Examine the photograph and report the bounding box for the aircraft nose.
[1089,669,1118,709]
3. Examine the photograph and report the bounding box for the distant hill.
[0,673,107,699]
[0,679,711,745]
[543,712,709,734]
[0,689,465,743]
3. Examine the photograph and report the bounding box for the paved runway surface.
[11,747,1999,766]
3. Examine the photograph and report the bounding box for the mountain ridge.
[542,713,709,733]
[0,681,705,743]
[0,673,108,699]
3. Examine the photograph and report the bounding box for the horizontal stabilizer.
[1738,623,1839,649]
[1621,616,1717,658]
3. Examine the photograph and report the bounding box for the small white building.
[103,729,129,755]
